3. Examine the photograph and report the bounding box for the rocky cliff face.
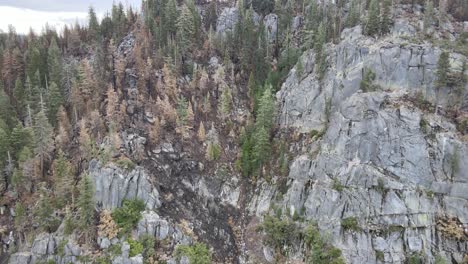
[248,17,467,264]
[7,3,467,264]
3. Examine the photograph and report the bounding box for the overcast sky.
[0,0,141,34]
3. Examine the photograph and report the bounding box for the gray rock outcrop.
[278,26,467,132]
[89,159,161,210]
[250,24,467,264]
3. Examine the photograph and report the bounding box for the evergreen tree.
[33,97,54,177]
[380,0,392,35]
[0,84,17,129]
[176,4,196,55]
[186,0,202,42]
[10,123,34,159]
[47,82,63,126]
[0,126,9,171]
[315,23,327,80]
[78,174,95,240]
[256,85,275,132]
[14,202,26,232]
[34,191,59,232]
[424,0,435,33]
[13,77,26,114]
[346,0,360,28]
[252,0,275,14]
[253,126,271,169]
[88,6,100,40]
[240,128,254,177]
[48,38,63,89]
[26,44,42,84]
[53,150,73,207]
[219,87,232,118]
[436,51,450,89]
[163,0,178,40]
[365,0,380,36]
[205,1,218,31]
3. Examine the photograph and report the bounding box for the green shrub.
[63,214,75,236]
[108,244,122,256]
[419,117,429,134]
[140,234,156,260]
[176,242,212,264]
[56,239,68,257]
[310,129,326,140]
[115,158,136,171]
[207,142,221,161]
[376,250,384,261]
[341,217,360,232]
[376,178,385,194]
[257,215,300,254]
[112,199,145,235]
[127,238,144,257]
[94,255,112,264]
[434,255,447,264]
[304,224,345,264]
[408,253,423,264]
[360,68,378,92]
[332,179,345,192]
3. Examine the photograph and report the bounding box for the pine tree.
[424,0,435,34]
[10,123,34,159]
[164,0,179,40]
[14,202,26,232]
[35,191,59,232]
[34,97,54,177]
[53,150,73,207]
[256,85,275,131]
[79,119,93,158]
[14,77,26,115]
[48,38,63,88]
[88,6,100,40]
[186,0,202,42]
[346,0,360,28]
[296,56,304,80]
[365,0,380,36]
[176,96,189,126]
[219,87,232,118]
[47,81,63,126]
[78,174,95,241]
[240,129,254,177]
[253,126,271,169]
[0,126,9,172]
[380,0,392,35]
[176,4,196,55]
[436,51,450,89]
[205,1,218,31]
[315,23,327,80]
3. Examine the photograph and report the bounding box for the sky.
[0,0,141,34]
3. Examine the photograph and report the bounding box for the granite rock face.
[89,159,161,210]
[216,7,239,35]
[249,25,467,264]
[277,26,467,132]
